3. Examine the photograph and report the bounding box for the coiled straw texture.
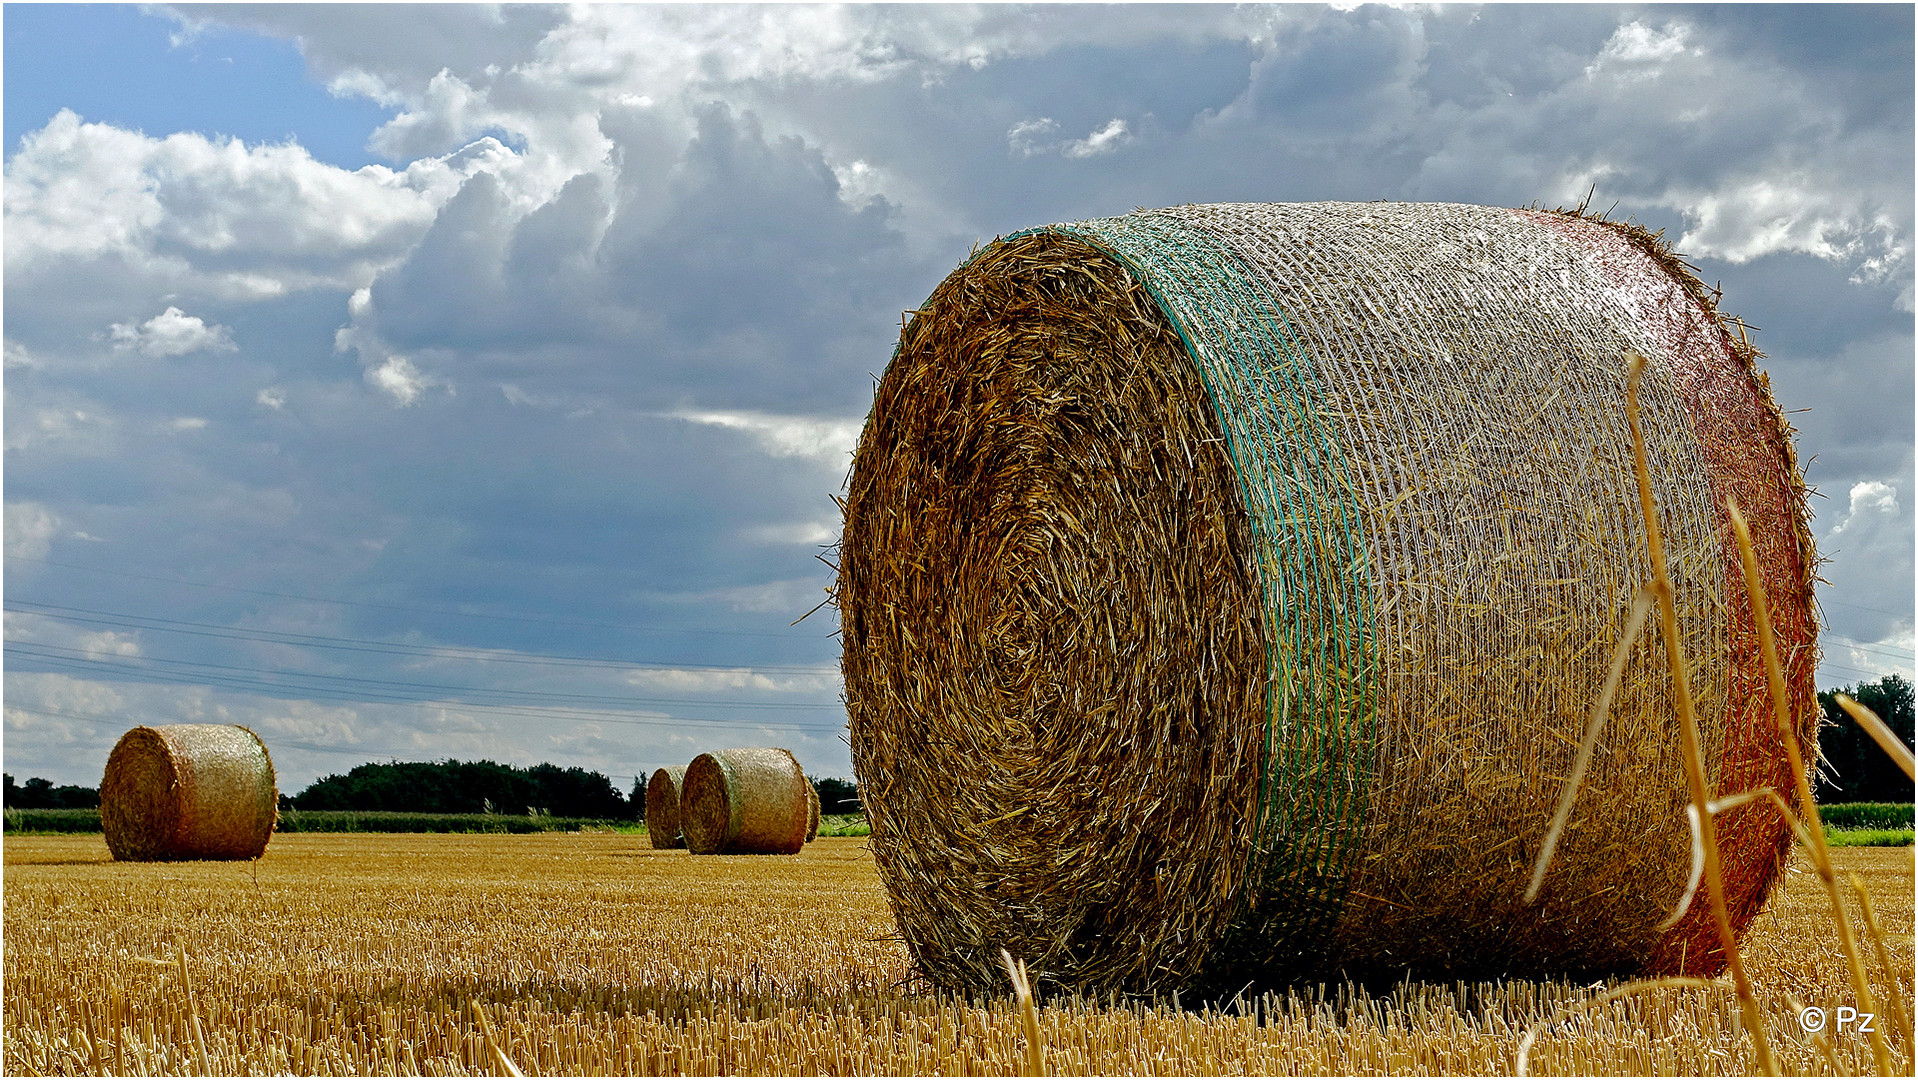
[100,724,278,862]
[839,201,1817,997]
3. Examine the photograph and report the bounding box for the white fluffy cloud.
[1828,480,1901,540]
[4,110,476,299]
[1008,117,1133,159]
[108,306,236,357]
[667,409,863,467]
[1584,20,1700,79]
[4,502,62,560]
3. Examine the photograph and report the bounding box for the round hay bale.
[839,201,1818,996]
[806,779,821,843]
[100,724,278,861]
[646,766,688,849]
[680,748,811,855]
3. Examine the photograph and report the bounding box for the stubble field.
[3,832,1911,1075]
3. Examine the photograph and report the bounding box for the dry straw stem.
[100,724,277,862]
[174,945,209,1077]
[680,748,810,855]
[1625,351,1775,1075]
[1786,994,1847,1076]
[471,1000,525,1077]
[1543,202,1820,980]
[1525,585,1657,903]
[1850,871,1912,1047]
[1002,949,1046,1077]
[646,766,688,850]
[1836,694,1917,780]
[1729,498,1893,1074]
[1515,976,1713,1076]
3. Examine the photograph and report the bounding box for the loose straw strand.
[1834,694,1916,781]
[1525,585,1656,903]
[1002,949,1047,1077]
[1729,498,1892,1075]
[1850,872,1913,1055]
[1625,351,1776,1076]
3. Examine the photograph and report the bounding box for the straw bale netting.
[646,766,689,849]
[838,201,1818,997]
[100,724,278,861]
[680,748,811,855]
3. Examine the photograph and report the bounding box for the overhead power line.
[7,554,833,640]
[4,648,847,734]
[4,598,839,674]
[3,641,838,712]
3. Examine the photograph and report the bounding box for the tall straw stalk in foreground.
[1523,350,1911,1075]
[1622,349,1777,1076]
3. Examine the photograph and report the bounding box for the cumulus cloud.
[3,108,532,379]
[624,666,839,695]
[4,402,116,455]
[1584,20,1700,80]
[364,355,439,406]
[5,502,62,560]
[1661,178,1911,273]
[1007,117,1061,156]
[744,519,840,547]
[335,286,450,406]
[1827,480,1901,539]
[108,306,236,357]
[1007,117,1134,159]
[1065,118,1133,158]
[4,110,462,298]
[667,409,863,466]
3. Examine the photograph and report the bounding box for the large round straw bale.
[839,201,1818,996]
[646,766,688,849]
[100,724,278,861]
[680,748,810,855]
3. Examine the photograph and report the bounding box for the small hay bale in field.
[646,766,688,849]
[838,201,1819,997]
[100,724,278,861]
[806,779,820,843]
[680,748,810,855]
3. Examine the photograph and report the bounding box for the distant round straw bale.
[806,780,820,843]
[100,724,278,862]
[646,766,688,850]
[680,748,810,855]
[839,201,1818,996]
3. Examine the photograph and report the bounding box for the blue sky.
[4,3,1913,791]
[5,3,394,169]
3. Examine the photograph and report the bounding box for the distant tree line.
[282,759,862,819]
[287,760,634,817]
[1818,674,1915,804]
[2,759,864,818]
[2,774,99,809]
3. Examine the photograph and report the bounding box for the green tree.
[1817,674,1915,803]
[2,773,99,809]
[290,760,632,817]
[812,776,860,815]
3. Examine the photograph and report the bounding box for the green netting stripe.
[1029,214,1377,968]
